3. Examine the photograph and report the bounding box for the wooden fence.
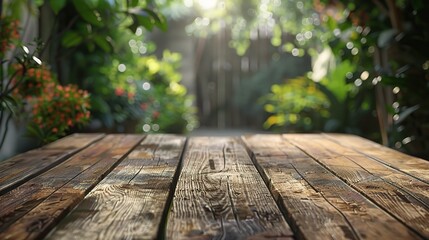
[151,19,311,129]
[194,27,278,129]
[193,27,311,129]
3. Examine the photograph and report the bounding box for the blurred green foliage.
[1,0,197,143]
[262,76,329,131]
[234,54,311,126]
[188,0,429,157]
[42,0,197,133]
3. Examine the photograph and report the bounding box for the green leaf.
[34,0,44,7]
[49,0,66,14]
[61,31,83,47]
[72,0,103,27]
[94,35,112,52]
[128,0,139,7]
[136,15,154,31]
[322,60,355,102]
[326,16,337,31]
[143,8,167,31]
[128,8,167,31]
[1,95,18,115]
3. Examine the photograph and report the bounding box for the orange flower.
[115,87,124,96]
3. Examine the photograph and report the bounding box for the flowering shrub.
[109,51,198,133]
[2,15,92,144]
[11,65,91,143]
[0,17,20,53]
[12,66,55,97]
[27,84,90,143]
[0,6,92,152]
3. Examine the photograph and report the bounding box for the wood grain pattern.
[2,133,428,240]
[46,134,186,240]
[0,134,143,240]
[0,134,104,195]
[166,137,294,239]
[284,134,429,239]
[243,134,419,240]
[320,135,429,208]
[324,133,429,183]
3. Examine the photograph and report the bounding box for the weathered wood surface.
[0,134,142,240]
[166,137,294,239]
[46,134,186,240]
[284,134,429,239]
[324,133,429,183]
[322,134,429,207]
[243,134,419,240]
[0,134,104,195]
[1,133,428,240]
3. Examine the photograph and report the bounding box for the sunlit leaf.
[282,43,295,52]
[271,25,282,47]
[34,0,44,7]
[264,104,275,113]
[321,60,355,102]
[264,115,285,128]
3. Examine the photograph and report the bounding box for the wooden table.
[0,133,428,240]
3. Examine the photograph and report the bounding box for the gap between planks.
[283,134,428,239]
[45,134,187,240]
[0,134,144,240]
[166,136,294,239]
[242,134,423,240]
[156,136,189,240]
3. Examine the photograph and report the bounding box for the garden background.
[1,0,428,160]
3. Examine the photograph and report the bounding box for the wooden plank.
[284,134,429,239]
[0,134,143,240]
[319,135,429,207]
[290,134,429,206]
[243,135,420,240]
[166,137,293,239]
[324,133,429,183]
[45,134,186,240]
[0,134,104,195]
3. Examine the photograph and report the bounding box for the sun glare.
[198,0,217,9]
